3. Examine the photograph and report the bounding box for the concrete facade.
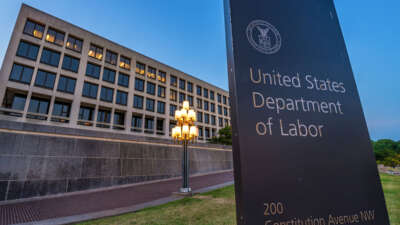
[0,4,231,142]
[0,120,233,202]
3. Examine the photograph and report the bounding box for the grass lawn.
[381,173,400,224]
[78,174,399,225]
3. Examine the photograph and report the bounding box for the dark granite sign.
[223,0,390,224]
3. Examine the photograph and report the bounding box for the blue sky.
[0,0,398,140]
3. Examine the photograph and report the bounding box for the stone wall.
[0,120,232,202]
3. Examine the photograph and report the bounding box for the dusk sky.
[0,0,398,140]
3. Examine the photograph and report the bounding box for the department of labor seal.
[246,20,281,55]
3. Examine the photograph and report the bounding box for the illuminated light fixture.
[88,50,94,57]
[172,100,198,194]
[33,30,43,38]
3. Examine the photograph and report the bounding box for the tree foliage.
[210,126,232,145]
[372,139,400,167]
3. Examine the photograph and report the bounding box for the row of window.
[9,62,230,118]
[4,91,230,131]
[24,19,82,52]
[22,20,229,105]
[17,40,80,72]
[87,44,132,71]
[9,63,76,93]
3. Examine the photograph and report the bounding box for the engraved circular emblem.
[246,20,281,54]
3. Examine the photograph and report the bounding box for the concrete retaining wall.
[0,120,232,202]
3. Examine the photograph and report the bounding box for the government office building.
[0,4,231,142]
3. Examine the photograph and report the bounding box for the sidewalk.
[0,170,234,225]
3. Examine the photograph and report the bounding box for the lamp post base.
[173,188,193,197]
[180,187,192,193]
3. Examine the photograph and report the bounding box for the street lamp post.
[172,100,198,194]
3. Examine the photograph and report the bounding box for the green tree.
[382,154,400,168]
[210,126,232,145]
[374,139,399,154]
[373,139,399,161]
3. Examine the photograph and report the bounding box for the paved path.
[0,170,234,225]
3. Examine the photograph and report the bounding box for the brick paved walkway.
[0,170,233,225]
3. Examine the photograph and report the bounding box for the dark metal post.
[180,140,191,193]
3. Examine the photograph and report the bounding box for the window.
[102,68,116,83]
[196,85,202,96]
[9,63,33,84]
[118,72,129,87]
[170,90,177,102]
[133,95,144,109]
[145,118,154,130]
[204,88,209,98]
[35,70,56,89]
[57,76,76,94]
[219,117,223,127]
[116,90,128,105]
[210,103,215,113]
[210,91,215,100]
[197,98,202,109]
[100,86,114,102]
[78,106,94,121]
[119,55,131,70]
[158,71,166,83]
[16,40,39,60]
[198,127,203,137]
[147,82,156,95]
[223,96,227,105]
[157,101,165,114]
[85,62,101,79]
[28,97,49,114]
[218,105,222,115]
[147,66,156,79]
[205,128,210,138]
[158,85,166,98]
[170,104,177,116]
[204,114,210,124]
[224,107,228,116]
[62,55,80,73]
[136,62,145,75]
[105,50,117,65]
[170,75,177,87]
[135,78,145,91]
[82,82,98,99]
[114,112,125,127]
[88,44,103,60]
[156,119,164,132]
[97,109,111,124]
[23,19,44,39]
[204,101,209,111]
[197,112,203,122]
[45,28,65,46]
[217,94,222,103]
[66,35,83,52]
[40,48,60,67]
[187,82,193,93]
[4,93,26,111]
[179,92,185,103]
[52,101,70,118]
[146,98,155,112]
[211,115,216,125]
[179,79,185,90]
[132,115,142,128]
[188,95,193,106]
[225,119,229,127]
